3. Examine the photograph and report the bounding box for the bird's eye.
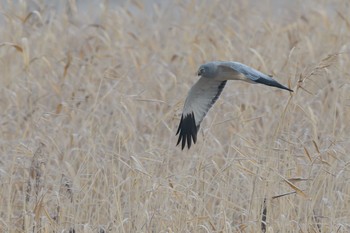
[198,68,204,76]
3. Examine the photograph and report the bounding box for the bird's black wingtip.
[176,112,198,150]
[283,86,293,92]
[254,77,293,92]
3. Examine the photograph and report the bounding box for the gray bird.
[176,61,293,150]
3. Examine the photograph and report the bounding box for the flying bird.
[176,61,293,150]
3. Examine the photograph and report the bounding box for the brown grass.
[1,0,350,232]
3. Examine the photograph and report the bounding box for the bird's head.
[197,63,217,78]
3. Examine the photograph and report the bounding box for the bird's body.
[176,61,293,150]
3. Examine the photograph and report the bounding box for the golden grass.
[1,0,350,232]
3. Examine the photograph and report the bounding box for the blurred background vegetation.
[0,0,349,232]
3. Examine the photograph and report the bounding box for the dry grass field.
[1,0,350,232]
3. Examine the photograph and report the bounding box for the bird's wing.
[218,62,293,92]
[176,78,227,150]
